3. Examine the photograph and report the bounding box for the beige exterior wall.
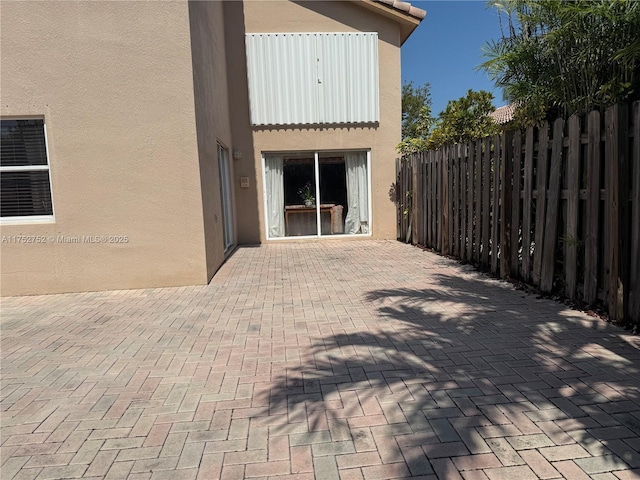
[239,0,402,242]
[188,0,237,279]
[0,1,211,295]
[224,2,262,245]
[0,0,409,295]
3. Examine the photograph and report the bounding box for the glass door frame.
[262,149,372,241]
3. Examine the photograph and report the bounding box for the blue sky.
[401,1,507,116]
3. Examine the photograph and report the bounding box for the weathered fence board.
[584,111,601,304]
[604,105,629,321]
[522,127,534,282]
[491,135,501,275]
[500,131,513,278]
[396,158,401,240]
[442,148,450,254]
[461,146,468,260]
[474,139,482,262]
[541,118,565,292]
[453,146,460,257]
[437,150,442,251]
[533,121,550,286]
[415,156,420,245]
[399,158,404,239]
[395,101,639,327]
[565,115,580,299]
[448,147,454,255]
[432,151,438,249]
[482,137,491,265]
[430,152,435,247]
[510,130,522,278]
[466,142,475,261]
[422,153,427,246]
[630,101,640,322]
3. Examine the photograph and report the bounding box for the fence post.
[604,104,629,321]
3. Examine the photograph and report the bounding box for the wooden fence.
[396,101,640,326]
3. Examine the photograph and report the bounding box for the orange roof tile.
[373,0,426,20]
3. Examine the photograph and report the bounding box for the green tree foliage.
[427,89,501,149]
[398,85,500,154]
[398,82,435,155]
[481,0,640,125]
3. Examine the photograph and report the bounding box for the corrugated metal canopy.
[246,32,379,126]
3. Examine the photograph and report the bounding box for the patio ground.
[1,240,639,480]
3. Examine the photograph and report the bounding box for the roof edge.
[355,0,425,44]
[371,0,426,20]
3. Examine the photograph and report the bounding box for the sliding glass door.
[263,150,370,239]
[217,144,234,251]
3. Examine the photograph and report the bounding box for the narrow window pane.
[1,119,54,220]
[265,152,369,238]
[265,155,286,238]
[1,171,53,217]
[318,156,347,235]
[1,119,48,167]
[318,151,368,236]
[283,157,317,237]
[265,155,319,238]
[342,151,369,234]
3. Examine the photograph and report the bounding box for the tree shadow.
[261,272,640,477]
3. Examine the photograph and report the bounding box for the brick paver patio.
[2,240,639,480]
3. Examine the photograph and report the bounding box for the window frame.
[261,149,372,241]
[0,117,56,225]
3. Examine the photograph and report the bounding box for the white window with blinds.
[245,32,379,126]
[0,119,55,224]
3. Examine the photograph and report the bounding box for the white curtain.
[344,152,369,234]
[265,155,285,238]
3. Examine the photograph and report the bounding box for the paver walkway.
[2,241,640,480]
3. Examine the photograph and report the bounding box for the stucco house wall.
[0,1,212,295]
[0,0,420,295]
[239,0,403,242]
[188,0,237,280]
